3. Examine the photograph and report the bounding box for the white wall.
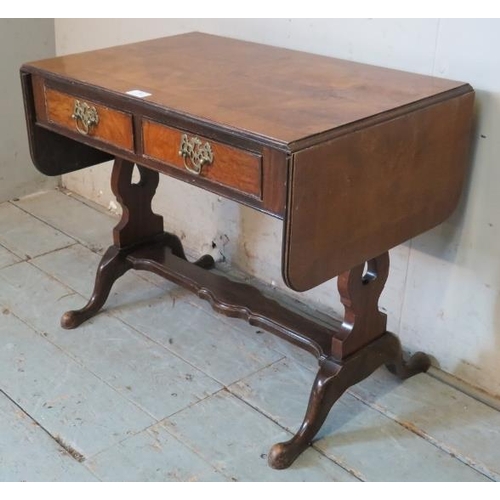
[0,19,57,202]
[55,19,500,397]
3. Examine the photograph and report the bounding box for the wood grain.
[335,252,389,358]
[24,74,278,216]
[19,32,476,471]
[262,147,288,216]
[21,71,113,177]
[23,32,469,149]
[44,87,134,151]
[268,332,429,469]
[143,120,262,198]
[283,91,475,291]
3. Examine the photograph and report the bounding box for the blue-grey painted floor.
[0,190,499,482]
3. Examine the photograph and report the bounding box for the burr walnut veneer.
[21,32,474,469]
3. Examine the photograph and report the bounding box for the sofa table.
[20,32,474,469]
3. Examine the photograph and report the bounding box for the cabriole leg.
[268,253,431,470]
[61,246,131,329]
[61,157,164,328]
[268,357,344,470]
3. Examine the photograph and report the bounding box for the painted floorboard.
[0,392,97,482]
[86,423,226,481]
[184,292,319,372]
[0,202,74,259]
[0,311,154,459]
[31,243,180,312]
[43,313,222,421]
[33,245,285,387]
[3,190,500,482]
[115,296,284,386]
[12,191,115,254]
[350,367,500,480]
[230,359,489,482]
[34,243,316,378]
[0,259,221,421]
[0,244,21,269]
[164,390,358,482]
[0,261,89,336]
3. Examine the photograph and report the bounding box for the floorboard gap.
[53,435,86,463]
[347,390,496,481]
[0,388,86,465]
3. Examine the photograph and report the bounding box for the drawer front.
[143,120,262,198]
[44,87,134,151]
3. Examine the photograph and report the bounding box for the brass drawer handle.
[71,100,99,136]
[178,134,214,175]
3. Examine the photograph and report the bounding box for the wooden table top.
[22,32,475,292]
[24,32,469,150]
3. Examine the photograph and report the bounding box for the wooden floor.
[0,189,499,482]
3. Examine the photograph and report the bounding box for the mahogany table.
[20,32,475,469]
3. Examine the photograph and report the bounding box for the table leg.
[268,334,430,469]
[268,252,430,469]
[59,158,430,471]
[110,157,164,248]
[61,245,131,329]
[60,157,213,329]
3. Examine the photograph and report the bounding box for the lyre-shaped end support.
[60,157,215,329]
[333,252,389,359]
[111,158,164,248]
[267,332,431,470]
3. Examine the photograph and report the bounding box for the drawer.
[143,120,262,198]
[42,86,134,151]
